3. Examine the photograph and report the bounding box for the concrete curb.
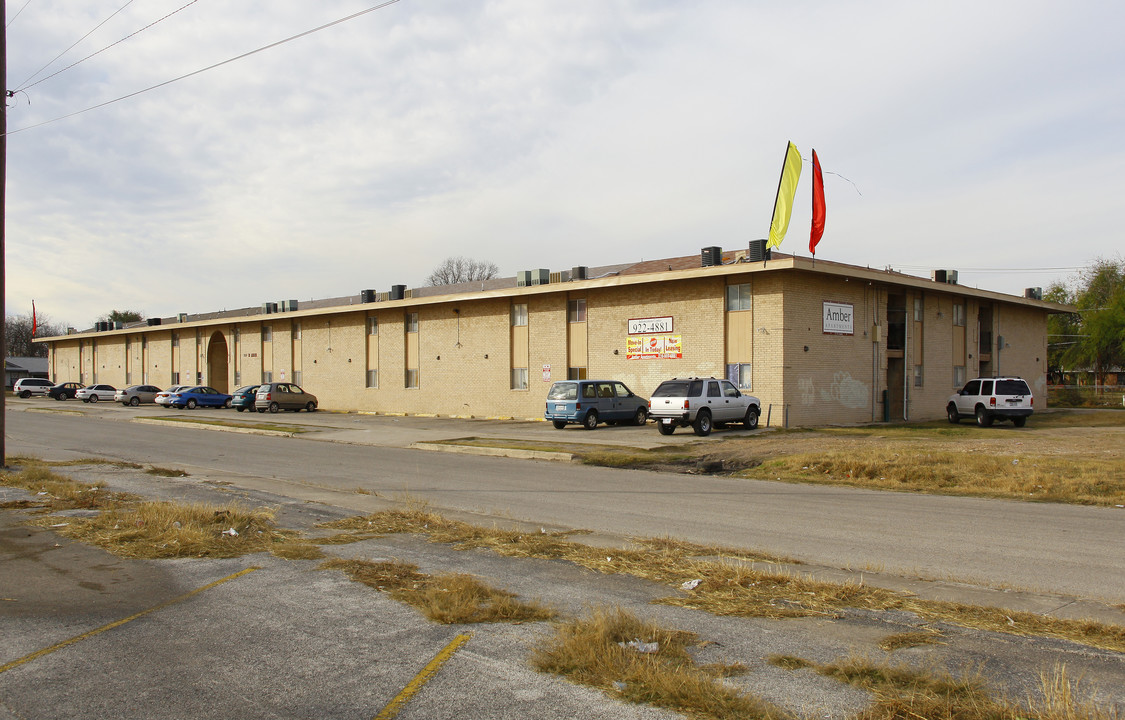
[409,442,573,462]
[131,417,296,437]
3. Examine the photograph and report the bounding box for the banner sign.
[823,301,854,335]
[628,316,673,335]
[627,335,682,359]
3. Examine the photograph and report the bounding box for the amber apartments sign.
[823,301,854,335]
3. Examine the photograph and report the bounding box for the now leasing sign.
[823,301,854,335]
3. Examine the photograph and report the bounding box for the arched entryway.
[207,331,229,393]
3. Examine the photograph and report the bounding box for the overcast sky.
[6,0,1123,329]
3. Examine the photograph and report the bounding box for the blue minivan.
[544,380,649,430]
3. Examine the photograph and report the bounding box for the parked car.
[155,385,194,407]
[255,382,318,413]
[13,378,54,398]
[168,386,233,409]
[48,382,84,400]
[544,380,648,430]
[947,376,1033,427]
[648,377,760,437]
[231,385,260,412]
[116,384,163,406]
[76,384,118,403]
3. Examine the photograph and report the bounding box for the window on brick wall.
[725,283,752,311]
[914,365,924,387]
[405,312,419,333]
[913,297,924,322]
[511,303,528,326]
[953,365,966,387]
[567,299,586,323]
[367,316,378,335]
[510,367,528,390]
[405,368,418,388]
[567,367,587,380]
[234,370,241,385]
[952,303,966,327]
[171,332,179,347]
[293,370,302,385]
[366,369,378,388]
[726,363,752,389]
[262,326,273,342]
[171,372,180,384]
[293,322,302,340]
[262,370,272,383]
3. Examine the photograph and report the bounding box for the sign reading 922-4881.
[823,301,854,336]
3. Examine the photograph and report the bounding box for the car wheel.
[947,404,960,424]
[975,406,993,428]
[305,402,316,412]
[187,399,198,409]
[269,401,280,414]
[582,410,598,430]
[1013,416,1027,428]
[130,396,140,407]
[224,399,232,409]
[19,390,31,399]
[82,398,89,403]
[632,407,648,426]
[657,422,675,436]
[55,395,65,401]
[692,409,712,437]
[89,394,99,403]
[257,408,266,413]
[744,406,760,430]
[552,420,567,430]
[236,407,244,412]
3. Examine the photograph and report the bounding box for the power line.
[5,0,32,28]
[6,0,404,136]
[15,0,139,91]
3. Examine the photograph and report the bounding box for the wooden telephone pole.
[2,0,8,465]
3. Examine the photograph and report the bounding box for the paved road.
[6,405,1124,605]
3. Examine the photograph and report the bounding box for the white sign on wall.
[823,301,854,336]
[628,316,673,335]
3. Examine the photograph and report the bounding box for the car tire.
[582,410,598,430]
[269,402,280,414]
[187,399,198,409]
[657,422,675,435]
[236,407,244,412]
[975,406,993,428]
[692,409,712,437]
[224,399,232,409]
[305,402,316,412]
[89,394,99,403]
[257,408,266,413]
[632,407,648,426]
[552,420,567,430]
[130,396,141,407]
[55,395,65,401]
[744,406,760,430]
[1013,416,1027,428]
[19,390,31,399]
[947,404,960,424]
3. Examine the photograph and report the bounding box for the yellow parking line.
[0,567,260,675]
[374,633,472,720]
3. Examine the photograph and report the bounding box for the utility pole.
[1,0,8,466]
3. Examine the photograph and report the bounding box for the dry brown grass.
[532,607,791,719]
[0,462,138,512]
[877,629,944,651]
[318,508,1125,653]
[320,557,556,624]
[769,654,1119,720]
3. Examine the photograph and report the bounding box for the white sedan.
[75,384,118,403]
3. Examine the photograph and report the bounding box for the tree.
[6,312,64,357]
[1057,258,1125,390]
[426,257,499,286]
[98,309,145,325]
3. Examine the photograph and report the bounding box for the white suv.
[649,377,761,436]
[947,377,1033,427]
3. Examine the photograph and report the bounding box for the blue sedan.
[168,386,233,409]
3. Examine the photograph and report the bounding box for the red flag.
[32,301,37,338]
[809,149,825,255]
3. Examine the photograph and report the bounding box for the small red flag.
[32,301,37,337]
[809,149,826,255]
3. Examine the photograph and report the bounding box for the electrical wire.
[15,0,140,91]
[5,0,404,137]
[5,0,33,29]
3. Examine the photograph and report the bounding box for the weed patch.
[320,557,555,624]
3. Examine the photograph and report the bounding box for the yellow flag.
[767,141,802,249]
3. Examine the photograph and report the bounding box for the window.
[262,370,273,383]
[914,365,924,387]
[171,372,180,384]
[567,299,586,323]
[233,328,240,342]
[726,363,752,389]
[726,283,752,311]
[707,381,722,398]
[171,332,179,348]
[293,322,302,340]
[142,337,148,349]
[126,371,133,384]
[405,313,418,333]
[511,303,528,327]
[262,325,273,342]
[405,368,418,388]
[913,297,924,322]
[952,302,966,327]
[568,367,587,380]
[293,370,302,385]
[510,368,528,390]
[196,372,203,385]
[234,370,241,385]
[367,316,378,335]
[366,369,378,388]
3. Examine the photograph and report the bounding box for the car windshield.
[652,380,693,397]
[547,382,577,401]
[996,380,1030,395]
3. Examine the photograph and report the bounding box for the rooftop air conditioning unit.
[931,269,959,284]
[147,317,162,326]
[571,266,588,280]
[1024,287,1043,300]
[530,269,549,285]
[280,299,298,312]
[748,239,769,262]
[261,303,277,314]
[390,285,406,301]
[701,246,722,267]
[549,271,569,284]
[376,291,390,302]
[516,271,531,287]
[361,289,376,303]
[178,313,188,323]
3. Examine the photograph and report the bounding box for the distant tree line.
[1046,258,1125,387]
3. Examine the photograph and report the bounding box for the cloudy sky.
[6,0,1123,329]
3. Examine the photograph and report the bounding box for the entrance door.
[207,332,229,393]
[887,358,905,422]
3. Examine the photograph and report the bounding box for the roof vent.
[261,302,277,314]
[701,246,722,267]
[147,317,162,326]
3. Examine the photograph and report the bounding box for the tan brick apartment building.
[38,249,1064,426]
